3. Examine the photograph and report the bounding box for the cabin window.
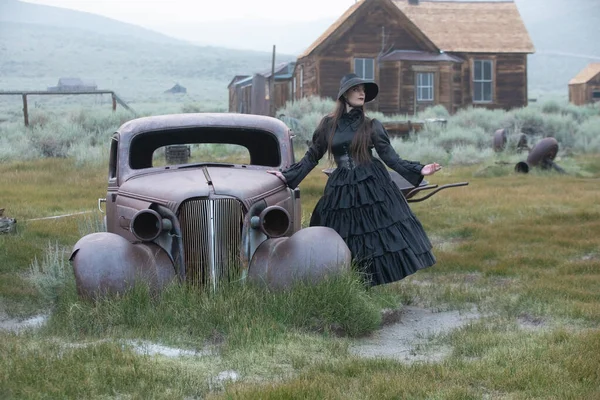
[417,72,434,102]
[473,59,493,102]
[592,91,600,100]
[299,66,304,97]
[354,58,375,80]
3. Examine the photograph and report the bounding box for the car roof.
[116,113,291,143]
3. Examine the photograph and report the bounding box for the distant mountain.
[1,0,599,104]
[514,0,600,96]
[0,0,296,105]
[0,0,183,45]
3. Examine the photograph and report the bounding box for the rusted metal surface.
[70,232,176,299]
[247,227,351,290]
[515,137,565,174]
[71,113,353,298]
[493,128,507,152]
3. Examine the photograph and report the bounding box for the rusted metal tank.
[515,137,565,174]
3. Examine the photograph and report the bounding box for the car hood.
[118,166,286,206]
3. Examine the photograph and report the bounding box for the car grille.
[178,198,244,290]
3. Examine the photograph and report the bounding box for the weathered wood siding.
[569,84,586,106]
[378,62,401,115]
[456,53,528,110]
[452,62,464,113]
[322,1,426,59]
[307,0,432,113]
[294,57,319,100]
[318,58,351,99]
[273,80,292,111]
[495,54,528,109]
[569,72,600,105]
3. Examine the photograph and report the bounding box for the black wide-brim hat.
[337,73,379,103]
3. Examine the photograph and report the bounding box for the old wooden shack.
[568,63,600,106]
[228,62,296,115]
[47,77,97,92]
[292,0,535,115]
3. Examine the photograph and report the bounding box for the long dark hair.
[325,98,373,164]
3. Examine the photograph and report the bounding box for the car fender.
[70,232,176,300]
[247,226,352,290]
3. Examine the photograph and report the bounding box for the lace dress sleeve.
[371,119,424,187]
[281,118,329,188]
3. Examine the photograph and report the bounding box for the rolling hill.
[0,0,296,106]
[1,0,599,106]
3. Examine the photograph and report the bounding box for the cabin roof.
[230,62,296,88]
[569,63,600,85]
[297,0,365,59]
[392,0,535,53]
[227,75,250,89]
[299,0,534,58]
[380,49,463,62]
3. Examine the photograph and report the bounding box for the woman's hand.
[421,163,442,176]
[267,170,287,184]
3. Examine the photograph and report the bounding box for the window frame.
[473,59,494,103]
[416,72,435,102]
[354,58,375,80]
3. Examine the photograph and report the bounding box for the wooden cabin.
[228,62,295,115]
[568,63,600,106]
[292,0,535,115]
[228,75,251,113]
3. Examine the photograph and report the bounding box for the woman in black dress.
[268,73,441,286]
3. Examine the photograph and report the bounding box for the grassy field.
[1,149,599,398]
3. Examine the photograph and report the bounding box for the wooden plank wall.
[379,62,400,115]
[584,73,600,105]
[569,84,584,105]
[569,73,600,105]
[273,81,291,111]
[452,62,463,113]
[295,57,319,99]
[307,0,428,113]
[318,58,351,100]
[496,54,528,109]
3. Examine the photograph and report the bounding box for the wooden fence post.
[111,93,117,111]
[22,94,29,127]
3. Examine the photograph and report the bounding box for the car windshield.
[153,144,250,167]
[129,126,281,169]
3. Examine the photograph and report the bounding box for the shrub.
[511,106,546,136]
[448,145,495,166]
[392,136,450,165]
[432,126,488,152]
[450,107,512,135]
[541,113,578,149]
[573,117,600,154]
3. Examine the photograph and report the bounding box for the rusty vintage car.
[70,113,467,299]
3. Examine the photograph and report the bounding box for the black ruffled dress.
[282,109,436,286]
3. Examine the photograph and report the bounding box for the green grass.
[1,138,600,399]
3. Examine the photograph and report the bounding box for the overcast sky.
[22,0,359,24]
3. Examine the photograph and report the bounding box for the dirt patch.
[0,314,48,333]
[349,306,481,363]
[1,307,482,365]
